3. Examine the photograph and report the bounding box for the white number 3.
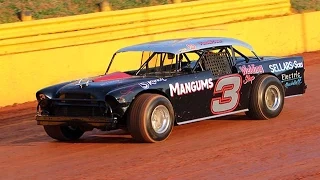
[211,74,242,114]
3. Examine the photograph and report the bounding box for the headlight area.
[36,93,51,115]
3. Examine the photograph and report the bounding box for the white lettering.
[281,71,301,81]
[201,79,209,89]
[196,81,202,91]
[169,78,213,97]
[281,70,302,88]
[139,78,167,89]
[191,81,197,92]
[269,60,303,73]
[169,83,180,97]
[180,84,186,95]
[185,82,192,94]
[139,82,149,89]
[208,78,214,89]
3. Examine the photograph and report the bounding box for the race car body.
[36,37,307,142]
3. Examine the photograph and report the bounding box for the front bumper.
[36,115,114,127]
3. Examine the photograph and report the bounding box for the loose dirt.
[0,51,319,180]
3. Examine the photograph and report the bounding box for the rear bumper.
[36,115,114,127]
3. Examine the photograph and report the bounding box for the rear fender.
[237,56,306,97]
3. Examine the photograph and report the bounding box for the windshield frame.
[105,51,182,76]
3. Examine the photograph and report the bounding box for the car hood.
[54,72,158,99]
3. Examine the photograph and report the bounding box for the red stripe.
[93,72,132,82]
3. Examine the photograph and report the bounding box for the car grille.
[61,93,93,99]
[52,93,106,117]
[53,106,104,117]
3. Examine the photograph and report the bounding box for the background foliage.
[0,0,318,24]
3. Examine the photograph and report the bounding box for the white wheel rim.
[265,85,281,111]
[151,105,171,134]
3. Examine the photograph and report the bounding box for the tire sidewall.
[258,76,284,118]
[144,96,174,142]
[43,125,84,141]
[60,126,84,140]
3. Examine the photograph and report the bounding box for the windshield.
[106,51,200,77]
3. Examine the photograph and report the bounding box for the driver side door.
[172,47,248,124]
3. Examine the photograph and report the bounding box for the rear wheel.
[246,75,285,119]
[128,93,174,143]
[43,125,84,141]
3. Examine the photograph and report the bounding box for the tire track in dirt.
[0,52,319,180]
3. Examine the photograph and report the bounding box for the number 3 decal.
[211,74,242,114]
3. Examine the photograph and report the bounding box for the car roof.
[116,37,254,54]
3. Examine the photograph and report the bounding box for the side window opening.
[136,52,178,77]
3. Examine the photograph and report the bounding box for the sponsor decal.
[211,74,242,114]
[179,48,188,53]
[243,74,255,84]
[186,44,196,50]
[281,71,302,88]
[93,72,132,82]
[139,78,167,89]
[75,79,91,88]
[239,64,264,75]
[120,86,135,98]
[171,38,190,46]
[269,60,303,73]
[198,40,223,46]
[281,71,301,81]
[169,78,214,97]
[284,79,302,88]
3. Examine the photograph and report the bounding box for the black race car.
[36,37,307,142]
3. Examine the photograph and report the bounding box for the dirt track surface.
[1,52,320,180]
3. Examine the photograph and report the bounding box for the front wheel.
[246,75,285,119]
[43,125,84,141]
[128,93,174,143]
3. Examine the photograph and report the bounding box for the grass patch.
[0,0,188,24]
[291,0,320,12]
[0,0,318,24]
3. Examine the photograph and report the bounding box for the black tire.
[246,74,285,120]
[128,93,174,143]
[43,125,84,141]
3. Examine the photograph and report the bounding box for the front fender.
[106,84,169,107]
[36,81,75,100]
[106,84,139,103]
